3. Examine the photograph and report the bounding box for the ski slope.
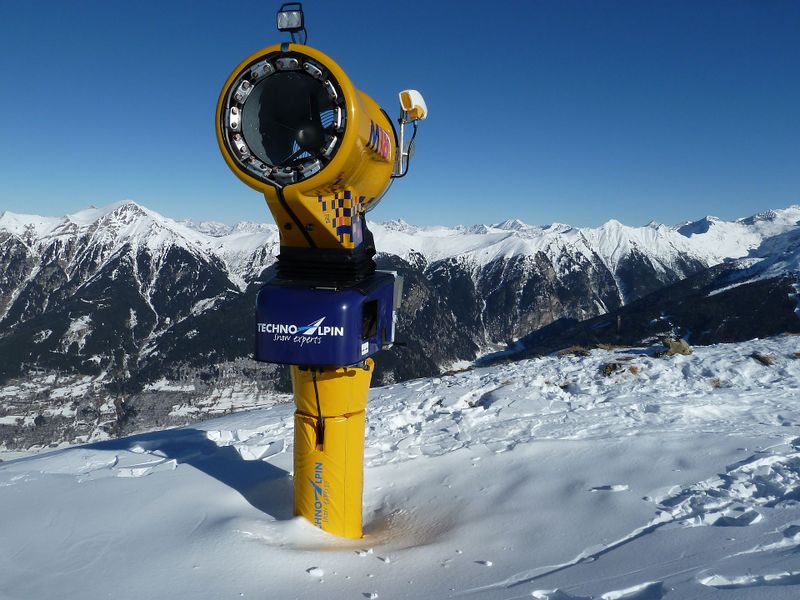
[2,336,800,599]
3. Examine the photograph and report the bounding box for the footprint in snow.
[362,593,379,599]
[475,560,493,566]
[709,507,762,527]
[700,570,800,589]
[590,484,629,492]
[306,567,324,578]
[782,524,800,540]
[599,580,664,599]
[531,590,590,600]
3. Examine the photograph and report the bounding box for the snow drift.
[2,336,799,599]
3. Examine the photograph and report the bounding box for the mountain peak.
[677,215,720,237]
[67,200,150,226]
[380,219,418,233]
[464,224,491,234]
[181,220,233,237]
[232,221,276,234]
[493,218,532,231]
[739,209,778,225]
[104,200,150,220]
[600,218,627,229]
[545,222,572,233]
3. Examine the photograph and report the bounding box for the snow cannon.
[214,3,426,539]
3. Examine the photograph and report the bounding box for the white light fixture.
[276,3,304,33]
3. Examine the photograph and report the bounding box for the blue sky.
[0,0,798,227]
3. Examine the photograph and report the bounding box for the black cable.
[275,187,315,247]
[290,27,308,45]
[312,370,325,446]
[391,121,418,179]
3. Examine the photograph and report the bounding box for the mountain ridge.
[6,199,800,270]
[2,199,799,450]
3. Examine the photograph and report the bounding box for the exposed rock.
[750,351,775,366]
[659,338,693,357]
[602,362,622,377]
[558,346,590,357]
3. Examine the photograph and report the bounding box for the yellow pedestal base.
[291,360,373,538]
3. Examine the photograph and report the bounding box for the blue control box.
[254,271,401,367]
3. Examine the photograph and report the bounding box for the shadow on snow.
[85,428,293,521]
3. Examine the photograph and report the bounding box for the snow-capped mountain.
[2,200,800,450]
[499,209,800,362]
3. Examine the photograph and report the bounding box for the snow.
[703,225,800,313]
[32,329,52,343]
[0,210,63,240]
[676,205,800,262]
[5,201,800,297]
[740,227,800,281]
[144,378,196,393]
[1,200,279,295]
[2,336,800,599]
[367,204,800,273]
[61,315,92,352]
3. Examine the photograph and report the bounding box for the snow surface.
[2,336,800,599]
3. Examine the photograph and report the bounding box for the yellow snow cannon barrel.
[215,43,396,257]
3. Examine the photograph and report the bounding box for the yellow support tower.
[292,361,373,538]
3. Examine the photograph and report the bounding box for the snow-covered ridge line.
[3,200,800,274]
[369,204,800,269]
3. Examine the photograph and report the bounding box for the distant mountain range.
[1,200,799,450]
[492,212,800,362]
